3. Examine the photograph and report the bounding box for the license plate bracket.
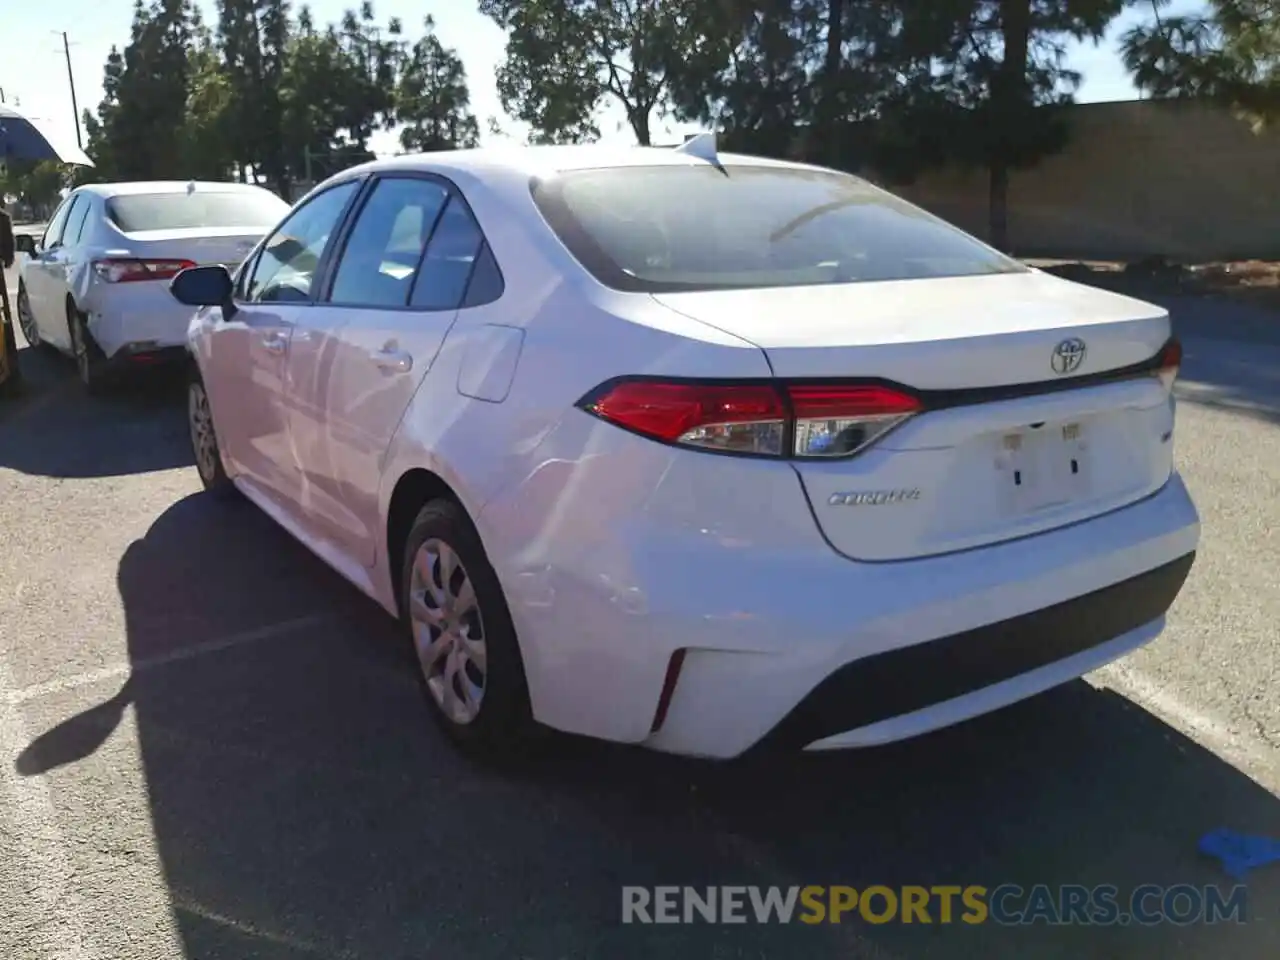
[999,421,1088,514]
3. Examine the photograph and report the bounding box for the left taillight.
[1155,336,1182,389]
[577,379,923,459]
[93,258,197,283]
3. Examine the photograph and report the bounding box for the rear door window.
[41,195,77,249]
[409,196,487,311]
[66,197,94,247]
[327,178,450,308]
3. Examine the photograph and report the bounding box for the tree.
[333,3,405,151]
[479,0,726,145]
[82,0,207,180]
[396,16,481,152]
[1122,0,1280,130]
[667,1,913,165]
[0,161,65,214]
[215,0,293,190]
[877,0,1135,252]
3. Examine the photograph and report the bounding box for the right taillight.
[577,378,923,459]
[1155,337,1182,389]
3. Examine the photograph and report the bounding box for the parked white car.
[15,180,288,390]
[170,140,1200,760]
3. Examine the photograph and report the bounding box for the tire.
[67,302,110,394]
[15,282,44,350]
[400,498,536,757]
[187,364,238,499]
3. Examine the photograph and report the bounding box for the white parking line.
[174,897,361,960]
[4,615,327,707]
[0,648,94,958]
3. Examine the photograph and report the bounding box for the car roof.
[76,181,278,199]
[346,143,815,182]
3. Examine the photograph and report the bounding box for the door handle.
[372,347,413,374]
[261,333,287,354]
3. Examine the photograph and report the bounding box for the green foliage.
[1122,0,1280,129]
[397,16,481,152]
[80,0,480,196]
[0,160,66,211]
[478,0,719,145]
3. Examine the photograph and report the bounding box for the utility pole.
[60,32,82,149]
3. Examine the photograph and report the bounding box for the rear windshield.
[106,190,288,232]
[531,164,1026,292]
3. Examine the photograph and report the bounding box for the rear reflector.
[93,258,197,283]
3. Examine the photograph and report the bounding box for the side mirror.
[14,234,36,257]
[169,264,234,307]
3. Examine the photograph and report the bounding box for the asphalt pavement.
[1,249,1277,960]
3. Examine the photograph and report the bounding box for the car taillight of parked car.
[577,379,923,459]
[92,258,197,283]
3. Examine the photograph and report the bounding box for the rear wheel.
[67,302,109,394]
[188,365,237,498]
[400,499,536,758]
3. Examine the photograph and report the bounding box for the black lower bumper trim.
[756,552,1196,752]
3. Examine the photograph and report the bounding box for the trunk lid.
[654,271,1177,561]
[109,226,264,271]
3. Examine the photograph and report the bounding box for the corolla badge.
[1051,337,1087,375]
[828,489,921,506]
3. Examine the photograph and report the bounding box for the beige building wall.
[882,99,1280,262]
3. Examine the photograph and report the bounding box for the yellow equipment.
[0,266,21,396]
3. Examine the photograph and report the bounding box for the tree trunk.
[989,163,1009,252]
[628,107,651,146]
[816,0,846,166]
[990,0,1031,253]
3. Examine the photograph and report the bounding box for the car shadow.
[0,357,192,477]
[15,491,1279,959]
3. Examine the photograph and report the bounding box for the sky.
[3,0,1208,159]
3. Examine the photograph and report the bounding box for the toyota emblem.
[1051,337,1086,375]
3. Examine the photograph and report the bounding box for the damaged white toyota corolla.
[168,138,1200,761]
[15,180,287,391]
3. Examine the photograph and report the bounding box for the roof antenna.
[675,125,727,175]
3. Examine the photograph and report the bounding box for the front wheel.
[15,283,43,350]
[188,365,237,498]
[400,499,536,758]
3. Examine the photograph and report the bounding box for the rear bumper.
[483,402,1201,758]
[84,282,196,358]
[752,550,1194,754]
[106,343,189,371]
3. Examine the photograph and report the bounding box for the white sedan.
[169,140,1200,760]
[15,180,288,390]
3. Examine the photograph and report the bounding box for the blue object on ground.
[1198,829,1280,879]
